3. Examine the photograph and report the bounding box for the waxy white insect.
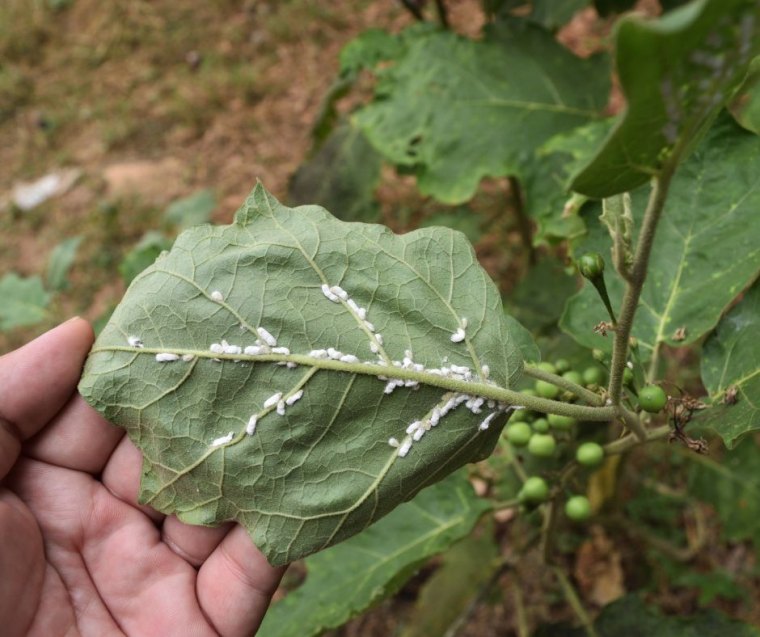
[222,341,242,355]
[321,283,340,303]
[460,317,468,329]
[388,437,400,448]
[375,333,384,345]
[127,335,144,348]
[263,392,283,409]
[479,412,498,431]
[364,321,375,332]
[308,349,329,359]
[155,352,180,362]
[209,343,225,354]
[327,347,342,360]
[398,438,413,458]
[370,342,379,354]
[182,353,195,362]
[330,285,349,301]
[271,346,291,355]
[211,290,224,302]
[276,400,286,416]
[244,345,265,355]
[246,415,258,436]
[257,326,277,347]
[406,420,422,434]
[210,431,234,447]
[450,327,466,343]
[286,389,304,406]
[347,299,366,319]
[340,354,360,364]
[412,427,425,442]
[481,364,490,379]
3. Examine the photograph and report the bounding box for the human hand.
[0,318,285,636]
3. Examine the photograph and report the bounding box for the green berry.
[576,442,604,467]
[506,422,532,447]
[565,495,592,521]
[623,367,634,385]
[583,366,605,387]
[578,252,605,279]
[511,408,529,423]
[592,349,606,362]
[554,358,570,374]
[519,476,549,504]
[521,388,537,397]
[561,370,583,387]
[535,380,560,399]
[532,417,550,433]
[537,361,556,374]
[548,413,576,430]
[639,385,667,413]
[528,433,557,457]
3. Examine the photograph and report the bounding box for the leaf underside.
[79,183,524,565]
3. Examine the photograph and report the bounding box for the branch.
[602,424,671,455]
[398,0,424,21]
[434,0,449,28]
[523,364,605,406]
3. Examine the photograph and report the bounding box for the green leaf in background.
[507,258,576,333]
[258,471,489,637]
[0,272,50,331]
[45,235,81,292]
[79,183,526,566]
[506,314,541,364]
[339,27,407,76]
[419,208,482,245]
[687,436,760,549]
[528,0,589,31]
[164,188,216,229]
[118,231,173,285]
[355,19,609,204]
[561,115,760,357]
[540,594,760,636]
[288,121,382,223]
[571,0,760,198]
[695,281,760,447]
[730,55,760,134]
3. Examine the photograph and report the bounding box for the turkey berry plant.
[74,1,760,635]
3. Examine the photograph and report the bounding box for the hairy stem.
[617,405,648,441]
[523,364,606,406]
[603,424,670,455]
[607,166,676,407]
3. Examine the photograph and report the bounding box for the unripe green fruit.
[583,366,605,386]
[562,370,583,386]
[578,252,605,279]
[639,384,667,413]
[528,433,557,457]
[592,349,606,362]
[576,442,604,467]
[520,476,549,504]
[623,367,634,385]
[532,417,550,433]
[521,388,537,397]
[554,358,570,374]
[506,422,532,446]
[548,413,576,430]
[565,495,592,521]
[537,361,556,374]
[511,408,529,423]
[535,380,560,399]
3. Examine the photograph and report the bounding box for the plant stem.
[602,423,670,455]
[607,166,676,406]
[523,364,605,406]
[616,405,647,441]
[492,497,521,511]
[513,586,530,637]
[508,176,536,265]
[553,567,599,637]
[434,0,449,28]
[398,0,424,20]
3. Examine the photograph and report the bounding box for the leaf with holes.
[79,183,526,566]
[560,114,760,358]
[571,0,760,198]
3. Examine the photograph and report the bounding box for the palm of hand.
[0,320,284,637]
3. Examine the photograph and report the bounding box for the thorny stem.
[508,176,537,265]
[523,364,605,406]
[398,0,424,20]
[434,0,449,28]
[607,165,676,411]
[553,567,600,637]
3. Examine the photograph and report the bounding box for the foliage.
[0,273,50,330]
[45,236,81,292]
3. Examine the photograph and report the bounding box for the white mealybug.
[370,342,379,354]
[257,326,277,347]
[286,389,304,406]
[388,437,400,448]
[327,347,342,360]
[127,335,144,348]
[375,333,384,345]
[276,400,286,416]
[450,327,466,343]
[364,320,375,332]
[210,431,234,447]
[321,283,340,303]
[246,415,258,436]
[340,354,360,364]
[155,352,180,362]
[286,362,297,368]
[412,427,425,442]
[271,346,290,355]
[626,361,634,369]
[209,343,225,354]
[244,345,264,355]
[263,392,283,409]
[481,364,490,379]
[460,317,468,329]
[222,341,242,355]
[211,290,224,302]
[398,439,413,458]
[479,412,498,431]
[450,364,470,376]
[182,354,195,362]
[308,349,329,359]
[330,285,349,301]
[406,421,422,434]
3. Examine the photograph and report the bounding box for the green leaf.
[164,189,216,229]
[539,594,760,636]
[528,0,589,31]
[118,231,173,285]
[507,258,576,333]
[45,236,82,292]
[355,20,610,204]
[695,281,760,447]
[288,121,382,223]
[79,183,524,566]
[506,314,540,364]
[339,28,407,76]
[419,208,482,244]
[571,0,760,198]
[730,55,760,134]
[0,273,50,331]
[258,471,489,637]
[561,115,760,356]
